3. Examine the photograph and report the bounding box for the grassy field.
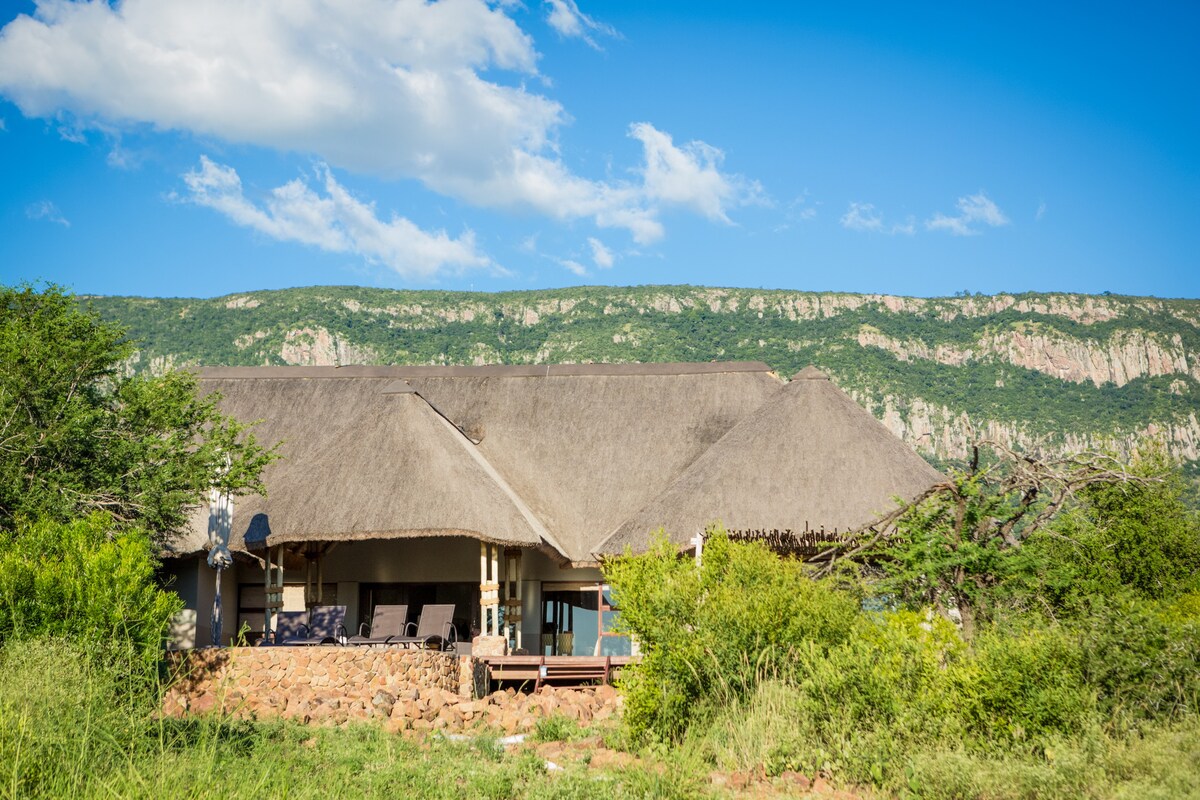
[2,639,1199,799]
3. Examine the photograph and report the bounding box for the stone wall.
[163,646,468,722]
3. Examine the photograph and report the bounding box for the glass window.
[541,587,598,655]
[236,582,334,644]
[541,582,632,656]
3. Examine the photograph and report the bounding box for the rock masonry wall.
[162,646,470,723]
[162,646,625,733]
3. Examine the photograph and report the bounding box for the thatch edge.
[590,367,946,556]
[247,526,545,550]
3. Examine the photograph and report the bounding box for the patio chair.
[390,604,458,651]
[347,604,409,645]
[259,610,308,646]
[280,605,347,645]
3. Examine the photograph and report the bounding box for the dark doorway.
[358,582,479,640]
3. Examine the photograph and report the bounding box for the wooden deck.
[480,655,637,689]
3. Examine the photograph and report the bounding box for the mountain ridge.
[84,284,1200,476]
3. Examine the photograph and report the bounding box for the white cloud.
[439,122,757,245]
[773,194,818,232]
[0,0,549,177]
[181,156,492,280]
[631,122,764,222]
[0,0,756,249]
[588,237,613,268]
[105,133,140,169]
[840,202,915,236]
[544,0,617,50]
[25,199,69,226]
[561,258,589,276]
[926,191,1009,236]
[1036,200,1047,221]
[841,202,884,233]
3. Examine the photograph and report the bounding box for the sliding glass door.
[541,582,632,656]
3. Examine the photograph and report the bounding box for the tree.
[817,442,1149,639]
[0,283,277,540]
[1014,447,1200,611]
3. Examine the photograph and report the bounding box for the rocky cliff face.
[856,326,1198,388]
[862,391,1200,463]
[278,327,378,367]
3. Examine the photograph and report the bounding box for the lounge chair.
[259,610,308,645]
[389,604,458,651]
[280,605,347,645]
[347,604,409,645]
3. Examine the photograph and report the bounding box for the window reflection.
[541,583,632,656]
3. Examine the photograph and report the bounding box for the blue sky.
[1,0,1197,299]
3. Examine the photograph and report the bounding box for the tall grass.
[0,638,693,799]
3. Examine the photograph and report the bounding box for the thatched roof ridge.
[595,365,945,555]
[792,365,829,380]
[196,361,773,380]
[176,376,559,556]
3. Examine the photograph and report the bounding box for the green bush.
[608,527,1200,792]
[952,625,1094,749]
[605,528,859,741]
[1069,595,1200,726]
[1009,450,1200,617]
[0,513,180,671]
[696,611,966,784]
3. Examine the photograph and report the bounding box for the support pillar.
[264,545,284,638]
[480,541,500,639]
[503,548,523,651]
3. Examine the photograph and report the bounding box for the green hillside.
[84,285,1200,476]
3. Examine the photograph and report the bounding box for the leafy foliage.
[824,444,1158,638]
[0,514,181,664]
[607,521,1200,790]
[605,529,860,741]
[993,449,1200,621]
[0,284,277,538]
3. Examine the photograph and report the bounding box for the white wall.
[162,557,239,646]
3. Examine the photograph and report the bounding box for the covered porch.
[206,535,632,658]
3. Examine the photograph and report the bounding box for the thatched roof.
[595,366,945,556]
[177,373,565,556]
[403,365,782,562]
[173,362,943,565]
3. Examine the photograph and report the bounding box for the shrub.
[0,513,180,672]
[1010,450,1200,617]
[1069,595,1200,726]
[697,612,967,785]
[952,625,1095,750]
[605,528,859,741]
